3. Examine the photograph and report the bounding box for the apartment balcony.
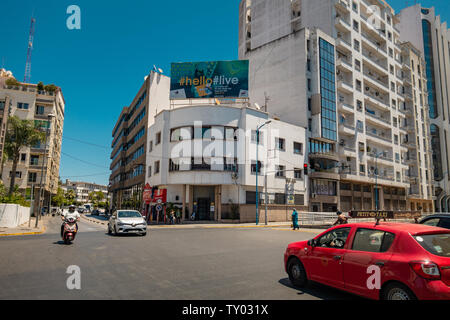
[363,72,389,92]
[365,110,391,128]
[336,57,353,73]
[363,53,388,75]
[336,37,352,53]
[361,31,387,55]
[338,102,354,113]
[310,168,340,181]
[335,0,350,12]
[364,93,390,110]
[340,146,357,156]
[366,131,393,146]
[309,151,340,162]
[335,16,352,33]
[367,153,394,166]
[337,79,354,94]
[339,122,356,135]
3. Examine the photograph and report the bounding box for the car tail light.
[409,261,441,280]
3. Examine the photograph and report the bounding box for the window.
[274,193,286,204]
[20,154,26,162]
[246,191,257,204]
[422,218,440,227]
[414,233,450,257]
[28,172,37,183]
[148,141,153,153]
[169,159,180,172]
[293,142,303,155]
[316,227,351,249]
[275,165,285,177]
[155,132,161,145]
[354,39,360,52]
[154,161,160,174]
[275,137,285,151]
[30,155,39,165]
[352,229,396,252]
[294,168,302,179]
[319,38,337,141]
[10,171,22,178]
[148,166,152,177]
[251,161,263,175]
[251,130,264,145]
[17,103,29,110]
[224,158,238,172]
[36,105,45,115]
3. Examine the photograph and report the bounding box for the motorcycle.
[62,217,78,244]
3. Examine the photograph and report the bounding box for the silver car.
[108,210,147,236]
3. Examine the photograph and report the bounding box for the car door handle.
[375,261,385,267]
[333,255,342,261]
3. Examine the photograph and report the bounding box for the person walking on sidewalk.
[292,208,299,230]
[175,209,181,224]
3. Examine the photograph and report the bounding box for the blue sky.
[0,0,448,186]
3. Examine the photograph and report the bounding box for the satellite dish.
[254,103,261,110]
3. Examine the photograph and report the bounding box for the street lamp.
[255,120,271,225]
[35,113,55,228]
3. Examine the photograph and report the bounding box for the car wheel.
[382,283,417,300]
[287,258,308,288]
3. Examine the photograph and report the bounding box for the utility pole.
[255,120,271,225]
[35,114,55,228]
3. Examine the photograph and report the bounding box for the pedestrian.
[333,210,348,225]
[292,208,299,230]
[176,209,181,224]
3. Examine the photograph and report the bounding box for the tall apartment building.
[0,69,65,209]
[109,71,170,209]
[397,5,450,212]
[239,0,433,212]
[61,179,110,204]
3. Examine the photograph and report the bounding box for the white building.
[145,102,307,222]
[397,5,450,212]
[61,179,110,204]
[239,0,433,212]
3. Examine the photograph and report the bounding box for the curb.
[81,215,107,226]
[0,225,46,237]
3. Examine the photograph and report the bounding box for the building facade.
[109,71,170,210]
[397,5,450,212]
[61,179,110,204]
[0,69,65,210]
[145,102,307,222]
[239,0,434,212]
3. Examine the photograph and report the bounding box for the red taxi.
[284,222,450,300]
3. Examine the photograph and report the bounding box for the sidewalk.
[81,214,326,232]
[0,216,48,237]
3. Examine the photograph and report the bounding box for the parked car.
[91,209,100,216]
[284,222,450,300]
[77,207,85,214]
[420,214,450,230]
[108,210,147,236]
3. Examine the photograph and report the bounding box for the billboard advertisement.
[170,60,249,99]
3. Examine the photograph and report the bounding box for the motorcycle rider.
[61,205,81,237]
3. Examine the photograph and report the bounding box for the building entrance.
[193,186,215,221]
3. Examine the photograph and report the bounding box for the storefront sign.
[349,211,422,219]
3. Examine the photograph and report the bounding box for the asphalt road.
[0,216,357,300]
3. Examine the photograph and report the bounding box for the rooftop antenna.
[24,15,36,83]
[264,92,270,112]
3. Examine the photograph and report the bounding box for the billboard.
[170,60,249,99]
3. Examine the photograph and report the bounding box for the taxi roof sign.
[349,211,422,220]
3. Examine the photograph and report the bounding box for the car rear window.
[414,233,450,257]
[352,228,396,253]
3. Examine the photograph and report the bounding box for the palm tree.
[4,116,45,196]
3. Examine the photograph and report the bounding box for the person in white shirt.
[61,205,80,237]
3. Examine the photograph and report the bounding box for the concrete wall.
[0,204,30,228]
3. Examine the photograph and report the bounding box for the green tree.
[52,187,66,207]
[64,189,76,205]
[88,191,105,208]
[4,116,45,196]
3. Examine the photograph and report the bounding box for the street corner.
[0,221,47,237]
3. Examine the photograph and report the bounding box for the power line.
[61,151,109,169]
[60,172,110,178]
[63,136,110,149]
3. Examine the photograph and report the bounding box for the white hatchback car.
[108,210,147,236]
